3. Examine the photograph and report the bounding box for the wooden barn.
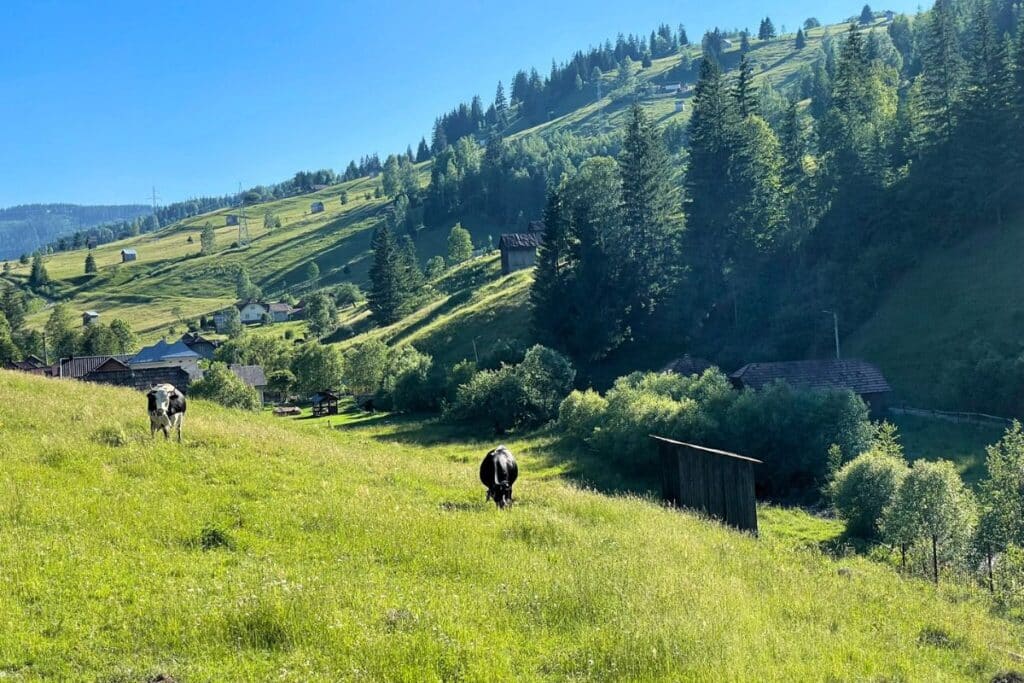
[498,220,545,274]
[120,249,137,262]
[653,436,761,533]
[310,201,325,214]
[729,359,892,416]
[226,214,240,226]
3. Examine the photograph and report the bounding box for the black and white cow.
[479,445,518,508]
[147,383,186,442]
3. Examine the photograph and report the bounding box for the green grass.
[890,414,1005,486]
[1,370,1023,680]
[848,215,1024,408]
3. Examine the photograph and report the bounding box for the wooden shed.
[652,436,761,533]
[311,390,339,417]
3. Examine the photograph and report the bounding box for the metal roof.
[131,339,201,364]
[230,364,267,388]
[58,354,133,378]
[650,436,763,464]
[499,232,544,249]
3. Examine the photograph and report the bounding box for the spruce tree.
[917,0,963,149]
[795,28,806,50]
[416,137,431,162]
[618,104,682,325]
[397,235,423,298]
[84,253,97,274]
[733,54,758,117]
[494,81,509,127]
[860,5,874,25]
[368,225,404,325]
[530,189,574,349]
[29,254,48,287]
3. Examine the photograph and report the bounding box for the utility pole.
[823,310,840,360]
[151,186,160,229]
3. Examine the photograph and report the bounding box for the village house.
[83,356,192,392]
[57,354,134,379]
[230,364,268,404]
[120,249,137,263]
[729,359,892,416]
[268,302,297,323]
[131,339,203,380]
[226,214,240,226]
[498,220,545,275]
[310,201,325,214]
[82,311,100,327]
[180,332,220,360]
[3,355,51,376]
[239,300,270,324]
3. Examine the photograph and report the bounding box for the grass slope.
[1,370,1022,680]
[848,216,1024,408]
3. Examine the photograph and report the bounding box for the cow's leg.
[176,415,183,443]
[150,420,157,439]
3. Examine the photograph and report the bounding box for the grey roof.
[131,339,201,364]
[662,355,714,376]
[83,310,99,317]
[59,354,133,379]
[268,302,295,313]
[729,359,892,395]
[121,249,137,256]
[499,232,544,250]
[230,364,267,388]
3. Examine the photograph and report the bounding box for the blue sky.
[0,1,921,207]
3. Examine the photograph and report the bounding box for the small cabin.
[311,390,340,417]
[120,249,137,262]
[729,359,893,417]
[82,311,100,327]
[239,301,270,324]
[675,100,684,112]
[310,201,325,214]
[226,214,240,226]
[498,220,545,275]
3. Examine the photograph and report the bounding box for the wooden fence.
[889,406,1013,427]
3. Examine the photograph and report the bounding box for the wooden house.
[229,364,268,404]
[226,214,240,226]
[120,249,137,262]
[310,201,325,214]
[498,220,545,274]
[653,436,761,533]
[180,332,220,360]
[82,310,100,327]
[729,359,892,416]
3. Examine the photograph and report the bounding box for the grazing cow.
[479,445,518,508]
[147,383,186,442]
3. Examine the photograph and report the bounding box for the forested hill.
[0,203,151,260]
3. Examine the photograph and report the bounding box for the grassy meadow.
[1,369,1023,680]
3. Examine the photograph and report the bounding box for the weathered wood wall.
[654,436,760,533]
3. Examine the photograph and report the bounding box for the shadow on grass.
[344,414,661,497]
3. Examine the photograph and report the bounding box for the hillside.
[848,215,1024,408]
[0,203,151,260]
[0,18,849,342]
[1,369,1022,679]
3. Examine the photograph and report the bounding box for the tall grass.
[0,369,1021,680]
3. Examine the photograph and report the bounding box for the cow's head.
[492,483,513,509]
[147,384,177,416]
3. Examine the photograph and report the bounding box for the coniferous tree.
[397,235,423,297]
[678,24,689,47]
[29,254,48,287]
[618,104,682,326]
[740,31,751,54]
[917,0,963,150]
[416,137,431,163]
[860,4,874,25]
[531,189,574,349]
[0,311,19,364]
[368,225,404,325]
[759,17,776,40]
[733,54,758,117]
[494,81,509,128]
[84,253,97,274]
[795,28,807,50]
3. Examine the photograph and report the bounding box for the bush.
[449,345,575,432]
[190,363,261,411]
[480,338,526,370]
[558,389,608,442]
[830,449,909,539]
[725,381,872,496]
[390,352,446,413]
[335,282,365,308]
[342,339,388,395]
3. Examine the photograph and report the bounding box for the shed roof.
[650,435,763,464]
[121,249,136,256]
[230,364,267,388]
[499,232,544,250]
[59,354,133,378]
[729,359,892,395]
[268,302,295,313]
[311,390,339,403]
[132,339,201,364]
[662,355,714,376]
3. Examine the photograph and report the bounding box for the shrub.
[390,353,446,413]
[480,338,526,370]
[829,449,909,539]
[558,389,608,442]
[190,363,261,411]
[725,381,872,496]
[335,282,365,308]
[448,345,575,432]
[342,339,389,395]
